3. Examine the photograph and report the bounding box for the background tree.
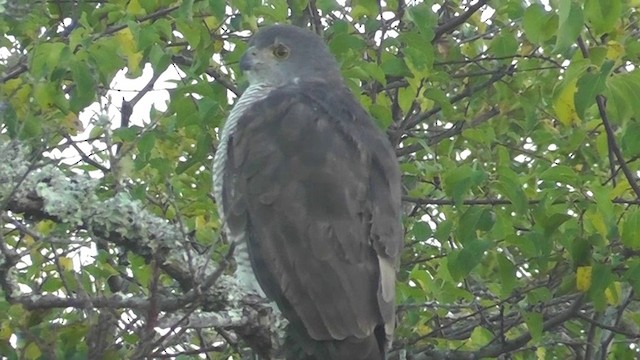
[1,0,640,359]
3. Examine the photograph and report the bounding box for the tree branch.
[396,107,500,156]
[391,65,514,145]
[597,95,640,199]
[433,0,489,42]
[411,295,585,360]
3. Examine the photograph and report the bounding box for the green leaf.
[70,61,96,112]
[456,207,487,244]
[495,166,528,214]
[24,342,41,360]
[411,222,432,241]
[606,70,640,123]
[369,103,393,129]
[137,25,161,51]
[405,3,436,41]
[175,21,201,48]
[351,0,378,18]
[137,132,156,160]
[380,56,410,77]
[113,127,140,142]
[397,86,415,114]
[621,209,640,250]
[523,312,543,342]
[447,239,492,281]
[574,61,614,120]
[527,287,552,304]
[42,277,63,292]
[149,45,170,73]
[621,122,640,157]
[539,165,577,184]
[523,4,558,44]
[424,88,454,118]
[584,0,621,35]
[208,0,226,19]
[178,0,194,20]
[176,132,212,173]
[589,263,615,310]
[624,260,640,294]
[329,24,365,52]
[570,237,593,267]
[443,165,487,206]
[497,254,517,296]
[554,0,584,53]
[545,214,573,237]
[468,326,493,347]
[591,182,615,226]
[30,42,68,78]
[491,32,518,58]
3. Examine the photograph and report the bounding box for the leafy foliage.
[1,0,640,359]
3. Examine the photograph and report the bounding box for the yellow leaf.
[25,342,41,360]
[469,12,486,33]
[3,78,22,93]
[166,206,176,220]
[116,28,135,52]
[35,220,56,235]
[585,209,607,237]
[114,28,142,77]
[553,79,580,126]
[606,41,625,61]
[33,83,55,109]
[126,0,146,16]
[536,347,546,359]
[10,83,32,118]
[415,323,431,336]
[519,40,534,55]
[195,215,206,231]
[59,256,73,271]
[605,281,622,305]
[576,266,592,292]
[126,51,144,77]
[0,321,12,340]
[62,112,83,136]
[23,234,35,246]
[205,17,223,33]
[611,181,632,198]
[397,86,416,114]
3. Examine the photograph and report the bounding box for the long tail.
[284,324,386,360]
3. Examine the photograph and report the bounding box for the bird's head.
[239,24,342,87]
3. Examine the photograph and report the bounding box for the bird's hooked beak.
[239,46,257,72]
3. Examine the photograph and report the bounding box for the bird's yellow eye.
[272,44,290,59]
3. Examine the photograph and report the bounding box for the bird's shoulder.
[231,79,403,258]
[239,80,367,126]
[235,79,392,159]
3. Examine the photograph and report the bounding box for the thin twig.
[597,95,640,199]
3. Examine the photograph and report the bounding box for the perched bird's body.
[213,25,403,360]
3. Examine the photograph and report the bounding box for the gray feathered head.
[239,25,342,86]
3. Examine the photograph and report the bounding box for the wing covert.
[222,81,403,343]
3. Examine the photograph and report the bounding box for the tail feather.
[284,324,386,360]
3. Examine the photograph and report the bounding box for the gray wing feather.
[223,81,403,344]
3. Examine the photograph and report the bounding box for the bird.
[212,24,403,360]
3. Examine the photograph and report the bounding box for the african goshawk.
[213,24,403,360]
